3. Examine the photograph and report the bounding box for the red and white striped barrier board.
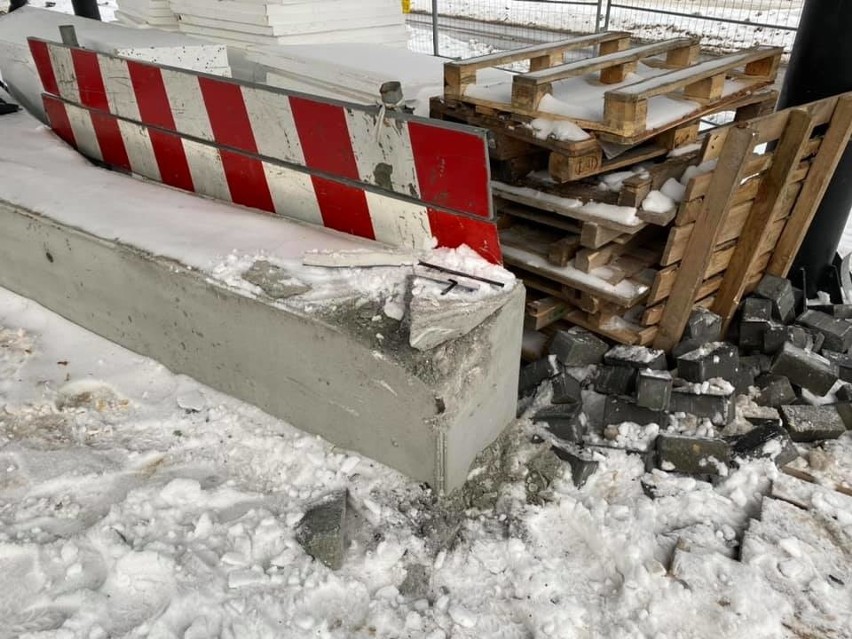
[42,94,502,262]
[28,38,493,221]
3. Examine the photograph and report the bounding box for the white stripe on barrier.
[346,108,422,201]
[160,68,212,142]
[262,163,325,225]
[116,119,162,181]
[99,55,142,122]
[182,138,232,202]
[65,105,102,161]
[366,191,434,250]
[47,45,80,104]
[241,85,305,165]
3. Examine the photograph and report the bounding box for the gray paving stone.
[594,365,637,395]
[755,374,797,407]
[657,434,731,475]
[780,405,847,442]
[603,345,667,371]
[669,382,735,426]
[519,356,561,396]
[763,324,810,355]
[533,404,585,443]
[754,274,796,323]
[835,384,852,403]
[730,423,798,467]
[796,310,852,353]
[549,328,609,367]
[604,395,667,426]
[551,371,583,405]
[770,342,838,396]
[296,490,348,570]
[740,354,772,377]
[637,369,673,411]
[677,342,739,383]
[552,445,599,488]
[821,350,852,384]
[740,297,773,350]
[684,307,723,343]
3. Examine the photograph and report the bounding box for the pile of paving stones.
[519,274,852,486]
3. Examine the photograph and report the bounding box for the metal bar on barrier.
[432,0,440,56]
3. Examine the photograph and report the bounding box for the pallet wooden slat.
[653,126,759,351]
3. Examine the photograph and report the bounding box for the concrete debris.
[780,405,847,442]
[548,327,608,367]
[533,404,585,443]
[242,260,310,299]
[604,395,667,427]
[754,274,797,324]
[684,307,723,343]
[796,310,852,353]
[821,350,852,384]
[657,434,731,475]
[594,364,637,395]
[409,292,511,351]
[740,354,772,377]
[770,342,838,396]
[603,345,667,370]
[739,297,773,350]
[742,406,783,429]
[636,369,673,411]
[552,444,599,488]
[296,490,348,570]
[755,374,797,408]
[763,324,810,355]
[836,402,852,430]
[519,356,561,397]
[399,564,431,600]
[730,422,798,467]
[836,384,852,403]
[525,448,564,504]
[677,342,739,383]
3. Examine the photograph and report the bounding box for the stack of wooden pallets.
[430,33,852,351]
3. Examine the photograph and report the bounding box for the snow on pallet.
[28,37,501,262]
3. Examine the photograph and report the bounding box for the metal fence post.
[595,0,605,32]
[432,0,440,57]
[604,0,613,31]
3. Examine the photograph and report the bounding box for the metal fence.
[408,0,803,57]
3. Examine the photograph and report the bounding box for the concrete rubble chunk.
[533,404,586,443]
[604,395,667,426]
[603,345,667,370]
[821,350,852,384]
[409,291,511,351]
[399,564,430,600]
[519,355,561,397]
[552,444,599,488]
[830,304,852,319]
[677,342,739,383]
[594,365,637,395]
[242,260,311,299]
[770,341,838,396]
[836,403,852,430]
[780,405,847,442]
[740,354,772,377]
[549,328,608,367]
[730,423,798,467]
[525,448,564,503]
[742,406,783,429]
[296,490,348,570]
[669,380,736,426]
[763,324,810,355]
[636,369,673,411]
[657,434,731,475]
[731,368,755,395]
[551,371,582,405]
[754,274,796,324]
[684,307,723,343]
[796,310,852,353]
[739,297,773,350]
[755,374,797,408]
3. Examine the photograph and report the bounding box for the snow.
[640,189,675,214]
[527,116,590,142]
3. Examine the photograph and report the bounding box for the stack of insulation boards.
[235,44,446,114]
[169,0,408,48]
[115,0,179,30]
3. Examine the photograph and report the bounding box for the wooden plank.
[676,177,760,226]
[576,243,622,272]
[496,202,583,234]
[526,296,570,330]
[662,200,754,266]
[511,38,697,110]
[712,109,815,330]
[443,32,631,99]
[643,288,719,326]
[648,242,736,305]
[654,126,759,351]
[548,236,581,267]
[768,95,852,277]
[580,223,625,249]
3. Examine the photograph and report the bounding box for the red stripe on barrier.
[219,150,275,213]
[409,123,491,220]
[289,96,360,180]
[311,177,375,240]
[70,49,109,112]
[90,110,132,172]
[198,78,259,153]
[29,41,59,96]
[42,96,76,147]
[427,210,502,264]
[127,61,176,129]
[148,129,195,192]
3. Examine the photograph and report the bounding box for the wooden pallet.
[442,33,783,146]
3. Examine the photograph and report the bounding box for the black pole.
[70,0,101,20]
[9,0,29,11]
[778,0,852,296]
